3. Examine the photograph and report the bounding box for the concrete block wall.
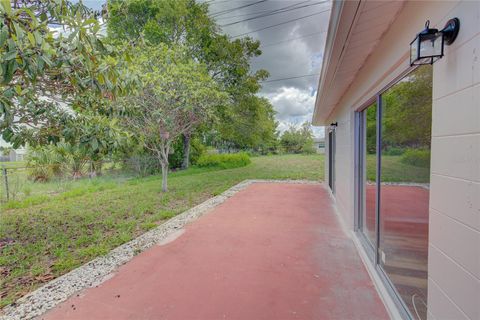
[428,1,480,319]
[321,1,479,318]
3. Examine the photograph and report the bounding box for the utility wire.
[210,0,268,17]
[219,0,310,25]
[216,5,305,20]
[260,31,326,48]
[204,0,244,4]
[260,74,320,83]
[220,1,328,27]
[231,9,330,38]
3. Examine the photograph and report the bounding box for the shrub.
[196,152,251,169]
[169,137,207,169]
[26,141,99,181]
[383,146,406,156]
[26,146,63,182]
[401,148,431,167]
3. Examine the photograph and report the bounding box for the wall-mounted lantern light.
[329,122,338,131]
[410,18,460,66]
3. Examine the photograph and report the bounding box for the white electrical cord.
[412,293,427,320]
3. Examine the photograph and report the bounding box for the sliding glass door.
[357,65,432,320]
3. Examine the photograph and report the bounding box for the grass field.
[366,155,430,183]
[0,154,324,308]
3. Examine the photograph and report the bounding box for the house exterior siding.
[428,1,480,318]
[319,1,479,319]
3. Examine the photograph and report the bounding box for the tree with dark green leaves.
[280,122,315,154]
[106,0,275,166]
[0,0,134,150]
[217,95,278,153]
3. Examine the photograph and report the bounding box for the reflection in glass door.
[379,65,432,320]
[359,102,378,249]
[357,65,432,320]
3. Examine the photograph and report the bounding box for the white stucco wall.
[322,1,479,319]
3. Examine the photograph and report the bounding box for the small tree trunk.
[161,162,168,192]
[157,141,171,192]
[182,133,191,170]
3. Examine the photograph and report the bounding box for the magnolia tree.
[123,46,225,192]
[0,0,134,148]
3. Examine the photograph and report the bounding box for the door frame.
[328,128,336,193]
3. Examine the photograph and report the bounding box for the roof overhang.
[312,0,405,125]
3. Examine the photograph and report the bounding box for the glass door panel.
[360,102,377,248]
[379,65,432,320]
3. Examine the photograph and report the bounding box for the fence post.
[2,166,9,201]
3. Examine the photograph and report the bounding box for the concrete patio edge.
[0,179,320,320]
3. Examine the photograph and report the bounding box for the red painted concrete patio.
[43,183,388,320]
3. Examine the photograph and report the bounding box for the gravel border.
[0,179,320,320]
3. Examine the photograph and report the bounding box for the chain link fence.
[0,156,169,205]
[0,165,87,204]
[1,166,29,203]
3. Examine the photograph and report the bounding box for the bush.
[196,152,251,169]
[26,146,64,182]
[26,142,93,181]
[401,149,431,167]
[169,137,207,169]
[383,146,406,156]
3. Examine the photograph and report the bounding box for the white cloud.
[262,87,324,138]
[263,87,314,120]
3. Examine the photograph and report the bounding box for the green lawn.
[366,155,430,183]
[0,154,324,307]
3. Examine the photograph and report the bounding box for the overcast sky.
[83,0,330,137]
[209,0,330,137]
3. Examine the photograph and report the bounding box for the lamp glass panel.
[419,34,443,58]
[410,39,418,64]
[413,57,433,66]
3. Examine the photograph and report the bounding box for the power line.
[216,6,302,20]
[260,74,320,83]
[219,0,309,26]
[220,1,328,27]
[204,0,237,4]
[210,0,268,17]
[260,31,326,48]
[230,9,330,38]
